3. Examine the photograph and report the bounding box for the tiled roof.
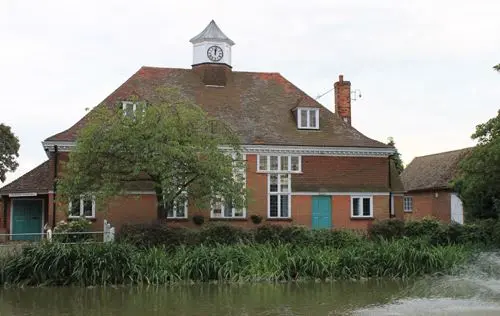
[401,148,473,192]
[0,161,51,195]
[45,66,390,149]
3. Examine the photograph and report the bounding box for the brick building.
[0,20,404,239]
[400,148,472,223]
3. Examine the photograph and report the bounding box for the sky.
[1,0,499,185]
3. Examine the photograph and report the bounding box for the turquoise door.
[12,200,43,241]
[312,196,332,229]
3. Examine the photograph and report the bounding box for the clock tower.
[190,20,234,68]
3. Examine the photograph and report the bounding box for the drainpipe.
[52,145,58,228]
[388,155,393,218]
[2,197,7,229]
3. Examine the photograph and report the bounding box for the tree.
[387,137,404,174]
[57,88,246,218]
[494,64,500,72]
[0,123,20,183]
[454,110,500,220]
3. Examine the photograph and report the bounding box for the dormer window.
[122,101,146,118]
[297,108,319,129]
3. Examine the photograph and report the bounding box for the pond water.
[3,253,500,315]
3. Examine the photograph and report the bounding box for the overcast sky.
[1,0,499,185]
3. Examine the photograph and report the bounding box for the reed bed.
[0,238,472,286]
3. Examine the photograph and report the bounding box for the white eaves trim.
[43,141,395,158]
[292,192,390,196]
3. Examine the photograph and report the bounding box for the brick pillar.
[334,74,352,125]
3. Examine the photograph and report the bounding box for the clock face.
[207,45,224,62]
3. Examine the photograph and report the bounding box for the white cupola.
[190,20,234,67]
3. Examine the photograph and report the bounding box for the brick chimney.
[334,74,351,125]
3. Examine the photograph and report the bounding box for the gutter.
[388,155,393,218]
[2,197,6,229]
[52,145,58,228]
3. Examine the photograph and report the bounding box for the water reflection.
[0,280,407,316]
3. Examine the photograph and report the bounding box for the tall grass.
[0,239,472,286]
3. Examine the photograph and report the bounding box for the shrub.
[250,214,262,224]
[117,223,194,248]
[278,225,311,245]
[369,219,405,240]
[254,224,283,244]
[193,215,205,226]
[53,218,92,243]
[199,224,252,245]
[404,218,442,239]
[312,229,365,248]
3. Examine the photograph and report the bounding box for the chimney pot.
[339,74,343,82]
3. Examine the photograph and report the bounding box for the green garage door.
[12,199,43,241]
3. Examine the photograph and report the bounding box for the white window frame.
[211,198,246,218]
[257,155,302,173]
[350,195,373,218]
[268,174,292,219]
[210,153,247,219]
[122,101,146,118]
[404,196,413,213]
[68,196,96,219]
[167,199,188,219]
[297,108,319,130]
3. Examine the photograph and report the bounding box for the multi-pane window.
[258,155,301,173]
[351,196,372,218]
[69,197,95,218]
[211,198,245,218]
[122,101,146,118]
[268,174,291,218]
[404,196,413,212]
[297,108,319,129]
[167,198,188,219]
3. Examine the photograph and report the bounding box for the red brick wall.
[332,195,389,230]
[49,152,394,231]
[55,194,157,232]
[403,190,451,222]
[293,156,389,192]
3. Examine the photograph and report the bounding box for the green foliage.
[117,223,364,249]
[0,123,20,183]
[368,218,405,240]
[250,214,262,224]
[387,137,404,174]
[454,110,500,220]
[117,224,196,249]
[0,240,472,286]
[494,64,500,72]
[404,218,442,238]
[192,215,205,226]
[199,224,253,245]
[53,219,92,243]
[57,87,246,219]
[369,218,500,247]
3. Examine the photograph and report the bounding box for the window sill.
[209,218,248,221]
[404,211,413,213]
[165,218,189,222]
[297,127,320,130]
[350,217,374,220]
[266,218,293,222]
[256,171,302,174]
[67,217,97,222]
